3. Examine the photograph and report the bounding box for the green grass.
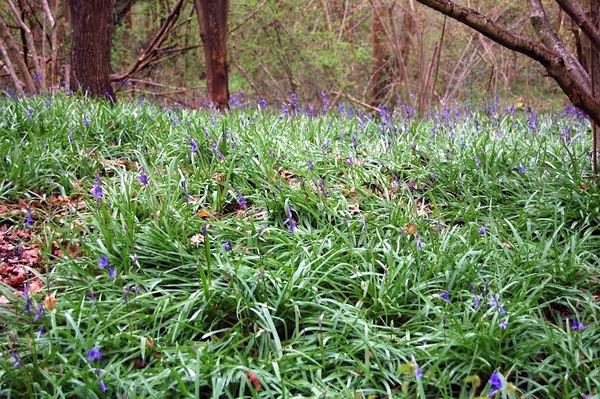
[0,95,598,398]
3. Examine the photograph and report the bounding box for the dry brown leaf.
[43,293,57,310]
[404,224,418,236]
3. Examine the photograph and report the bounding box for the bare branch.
[555,0,600,50]
[0,13,35,92]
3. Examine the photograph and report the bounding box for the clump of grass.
[0,95,598,398]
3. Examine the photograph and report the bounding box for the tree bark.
[370,2,387,106]
[590,0,600,173]
[195,0,230,111]
[68,0,115,101]
[0,13,36,93]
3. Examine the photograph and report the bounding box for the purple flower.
[137,167,149,187]
[307,159,314,171]
[415,238,424,251]
[11,351,20,368]
[83,115,90,127]
[518,164,526,174]
[25,209,33,227]
[570,319,586,331]
[88,290,96,303]
[181,179,188,195]
[222,240,233,251]
[499,319,509,329]
[23,283,32,313]
[346,156,353,166]
[98,378,108,393]
[257,98,267,110]
[284,208,297,233]
[87,346,102,362]
[91,175,104,200]
[351,134,358,149]
[27,107,33,118]
[189,136,199,153]
[474,157,481,169]
[478,226,488,235]
[98,256,109,269]
[108,267,116,280]
[37,324,45,338]
[473,295,481,310]
[439,291,450,303]
[490,294,507,315]
[34,304,45,322]
[488,370,504,396]
[238,194,247,210]
[415,367,424,379]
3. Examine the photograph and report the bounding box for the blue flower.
[439,291,450,303]
[25,209,33,227]
[238,194,247,210]
[137,167,149,187]
[83,115,90,127]
[415,238,424,251]
[108,267,116,280]
[415,366,423,379]
[284,208,297,233]
[222,241,233,251]
[189,136,199,153]
[34,304,45,322]
[180,179,188,195]
[488,370,504,396]
[37,324,45,338]
[23,283,32,313]
[11,351,20,368]
[98,256,109,269]
[499,319,509,329]
[489,294,507,315]
[570,319,586,331]
[473,295,481,310]
[518,164,526,174]
[87,346,102,362]
[99,379,108,393]
[307,159,314,171]
[91,175,104,200]
[478,225,488,235]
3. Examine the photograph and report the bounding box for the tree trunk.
[195,0,229,111]
[591,0,600,173]
[0,13,36,93]
[370,2,387,106]
[68,0,115,101]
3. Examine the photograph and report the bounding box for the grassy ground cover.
[0,95,598,398]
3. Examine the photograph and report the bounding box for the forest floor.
[0,96,598,398]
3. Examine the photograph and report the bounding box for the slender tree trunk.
[0,13,36,93]
[195,0,229,111]
[591,0,600,173]
[68,0,115,101]
[370,2,387,106]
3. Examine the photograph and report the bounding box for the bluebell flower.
[439,291,450,303]
[11,351,20,368]
[222,241,233,251]
[181,179,188,196]
[499,319,509,329]
[99,379,108,393]
[415,366,424,379]
[137,167,149,187]
[474,157,481,169]
[257,98,267,110]
[34,304,45,322]
[91,175,104,200]
[87,346,102,362]
[25,209,33,227]
[570,319,586,331]
[284,208,297,233]
[490,294,507,315]
[488,370,504,396]
[346,156,353,166]
[307,159,314,171]
[83,115,90,127]
[473,295,481,310]
[108,267,116,280]
[518,164,526,174]
[98,256,109,269]
[351,134,358,149]
[415,238,424,251]
[478,225,488,235]
[37,324,45,338]
[238,194,247,210]
[189,136,199,153]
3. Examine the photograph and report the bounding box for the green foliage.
[0,95,598,398]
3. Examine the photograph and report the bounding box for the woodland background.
[0,0,566,111]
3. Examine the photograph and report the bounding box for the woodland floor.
[0,96,598,398]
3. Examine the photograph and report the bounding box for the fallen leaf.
[43,293,57,310]
[190,233,205,245]
[404,224,418,236]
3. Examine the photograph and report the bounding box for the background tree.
[195,0,229,111]
[68,0,116,101]
[414,0,600,172]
